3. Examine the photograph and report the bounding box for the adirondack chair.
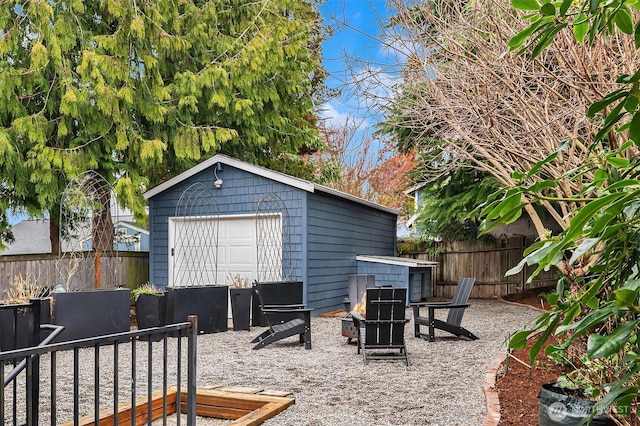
[251,281,313,350]
[411,277,478,342]
[351,287,410,366]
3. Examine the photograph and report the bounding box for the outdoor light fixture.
[214,163,223,188]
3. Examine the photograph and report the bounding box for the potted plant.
[51,243,131,342]
[0,273,50,352]
[538,375,615,425]
[165,284,228,334]
[227,274,253,331]
[132,283,166,341]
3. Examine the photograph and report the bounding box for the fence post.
[187,315,198,426]
[29,298,42,424]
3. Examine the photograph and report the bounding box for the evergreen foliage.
[381,89,497,242]
[414,168,498,242]
[0,0,326,248]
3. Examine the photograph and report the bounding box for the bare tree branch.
[384,0,639,236]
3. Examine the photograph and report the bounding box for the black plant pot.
[166,286,228,334]
[230,288,252,331]
[538,383,615,425]
[135,292,167,341]
[52,288,131,344]
[252,281,304,327]
[0,299,51,364]
[0,307,32,352]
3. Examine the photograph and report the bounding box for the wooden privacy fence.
[2,238,551,300]
[400,237,557,299]
[0,252,149,296]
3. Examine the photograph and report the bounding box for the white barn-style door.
[169,214,282,287]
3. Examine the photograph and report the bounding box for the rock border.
[483,296,548,425]
[483,351,506,425]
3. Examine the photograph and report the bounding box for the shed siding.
[357,261,410,304]
[357,262,409,287]
[148,165,305,287]
[306,192,397,314]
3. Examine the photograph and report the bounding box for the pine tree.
[0,0,326,250]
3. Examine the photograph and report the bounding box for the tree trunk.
[49,207,60,255]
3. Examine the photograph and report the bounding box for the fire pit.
[341,275,375,342]
[341,317,359,342]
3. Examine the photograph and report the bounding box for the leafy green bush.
[132,283,163,302]
[478,0,640,422]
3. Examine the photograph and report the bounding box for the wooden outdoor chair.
[352,287,410,366]
[411,277,478,342]
[251,281,313,350]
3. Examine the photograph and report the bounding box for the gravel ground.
[4,299,539,425]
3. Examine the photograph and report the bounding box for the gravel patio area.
[5,299,539,425]
[229,300,539,426]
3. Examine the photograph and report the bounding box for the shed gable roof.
[143,154,400,215]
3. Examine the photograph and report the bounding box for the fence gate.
[1,310,198,425]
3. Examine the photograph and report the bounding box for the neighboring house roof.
[116,221,148,235]
[403,181,427,196]
[1,220,51,255]
[403,182,427,230]
[143,154,401,215]
[0,219,149,255]
[405,214,419,229]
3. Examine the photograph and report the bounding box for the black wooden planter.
[52,288,131,343]
[135,292,167,341]
[252,281,304,327]
[230,288,252,331]
[538,383,615,426]
[166,286,228,334]
[0,302,51,351]
[0,306,32,352]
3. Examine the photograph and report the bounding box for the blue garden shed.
[144,154,435,315]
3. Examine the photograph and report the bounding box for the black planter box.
[0,307,31,351]
[252,281,304,327]
[52,288,131,343]
[230,288,252,331]
[166,286,228,334]
[0,299,51,364]
[135,292,167,341]
[0,298,52,352]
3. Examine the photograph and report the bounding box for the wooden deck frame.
[63,386,295,426]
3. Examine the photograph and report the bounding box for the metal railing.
[0,304,198,426]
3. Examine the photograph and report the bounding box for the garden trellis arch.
[255,192,292,282]
[57,170,119,290]
[171,182,219,286]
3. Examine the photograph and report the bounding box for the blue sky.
[318,0,397,129]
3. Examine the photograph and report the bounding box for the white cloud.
[319,66,402,133]
[319,103,356,128]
